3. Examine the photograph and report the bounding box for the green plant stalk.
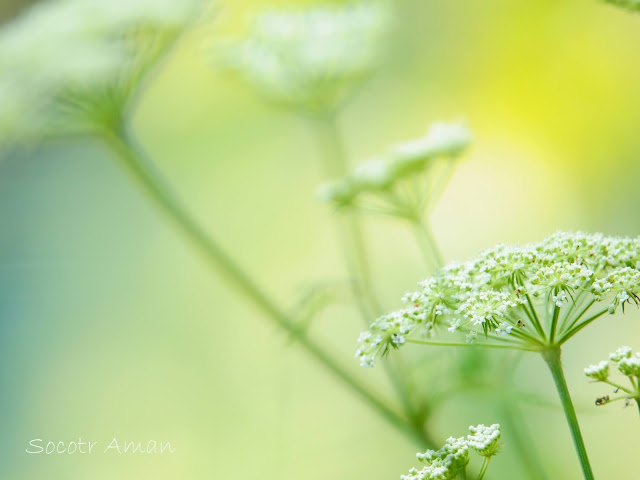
[312,114,381,317]
[311,114,428,435]
[501,400,548,480]
[101,124,434,448]
[476,457,491,480]
[412,219,444,271]
[542,348,595,480]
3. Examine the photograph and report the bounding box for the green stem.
[501,401,548,480]
[476,457,491,480]
[542,348,594,480]
[557,308,608,344]
[549,304,560,344]
[312,114,381,317]
[100,125,433,448]
[312,114,428,438]
[406,338,538,352]
[412,219,444,272]
[525,294,547,341]
[602,380,634,395]
[562,298,596,336]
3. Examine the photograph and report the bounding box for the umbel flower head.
[0,0,206,149]
[401,424,501,480]
[318,121,471,217]
[585,346,640,412]
[214,1,391,113]
[356,231,640,367]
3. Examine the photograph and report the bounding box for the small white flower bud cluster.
[216,2,390,112]
[585,346,640,409]
[401,424,501,480]
[357,232,640,367]
[319,122,472,210]
[618,354,640,377]
[466,423,502,457]
[0,0,205,147]
[584,360,610,382]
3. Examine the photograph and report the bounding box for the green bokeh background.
[1,0,639,479]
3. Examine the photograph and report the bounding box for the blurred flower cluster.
[318,121,471,216]
[215,1,391,113]
[0,0,205,148]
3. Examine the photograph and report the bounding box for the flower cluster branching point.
[357,231,640,367]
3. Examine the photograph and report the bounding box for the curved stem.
[100,125,433,448]
[541,348,594,480]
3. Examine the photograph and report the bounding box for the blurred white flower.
[0,0,206,149]
[318,121,471,213]
[214,2,391,112]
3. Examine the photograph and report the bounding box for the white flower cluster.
[217,2,390,111]
[584,360,610,382]
[357,232,640,367]
[592,267,640,313]
[403,437,469,480]
[618,353,640,377]
[319,122,471,209]
[0,0,205,146]
[401,424,501,480]
[466,423,502,457]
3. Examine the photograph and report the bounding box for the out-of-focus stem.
[476,457,491,480]
[312,115,381,317]
[311,113,431,440]
[100,124,435,449]
[412,219,444,272]
[501,401,548,480]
